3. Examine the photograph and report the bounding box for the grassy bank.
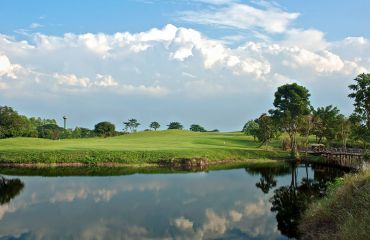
[0,130,288,164]
[299,167,370,240]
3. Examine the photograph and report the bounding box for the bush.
[37,124,65,140]
[190,124,206,132]
[167,122,183,130]
[364,150,370,161]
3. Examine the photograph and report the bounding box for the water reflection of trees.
[0,176,24,205]
[269,163,346,239]
[256,174,277,194]
[245,164,291,194]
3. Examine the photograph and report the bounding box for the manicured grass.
[299,167,370,240]
[0,130,288,164]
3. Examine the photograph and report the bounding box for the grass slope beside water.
[0,130,288,164]
[299,167,370,240]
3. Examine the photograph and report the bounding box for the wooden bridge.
[301,144,366,169]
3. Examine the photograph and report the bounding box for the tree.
[123,119,140,132]
[189,124,206,132]
[60,128,73,139]
[0,106,30,138]
[29,117,56,128]
[349,115,369,149]
[72,127,82,138]
[94,121,116,137]
[348,73,370,148]
[167,122,183,130]
[255,113,276,147]
[149,121,160,131]
[298,114,315,156]
[312,105,341,146]
[72,127,95,138]
[79,127,96,138]
[242,120,259,141]
[37,124,64,140]
[336,115,351,150]
[270,83,311,158]
[28,117,57,137]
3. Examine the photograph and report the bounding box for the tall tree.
[312,105,341,146]
[270,83,311,158]
[149,121,160,131]
[348,73,370,148]
[123,119,140,132]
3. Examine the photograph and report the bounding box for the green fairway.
[0,130,288,164]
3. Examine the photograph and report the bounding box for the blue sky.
[0,0,369,130]
[1,0,369,39]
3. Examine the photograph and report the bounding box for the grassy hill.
[0,130,288,164]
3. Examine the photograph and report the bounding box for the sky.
[0,0,369,131]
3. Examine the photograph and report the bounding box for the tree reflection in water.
[256,174,277,194]
[269,163,346,239]
[0,176,25,205]
[245,164,291,194]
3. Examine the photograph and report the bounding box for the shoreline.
[0,158,284,168]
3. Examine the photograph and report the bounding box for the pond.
[0,162,348,240]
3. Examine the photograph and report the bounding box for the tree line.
[1,73,368,147]
[0,107,216,139]
[242,73,370,158]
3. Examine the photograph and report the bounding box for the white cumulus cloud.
[0,23,369,130]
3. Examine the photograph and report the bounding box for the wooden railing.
[299,147,365,155]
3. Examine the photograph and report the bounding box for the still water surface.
[0,163,346,240]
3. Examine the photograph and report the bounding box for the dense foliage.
[0,106,30,138]
[348,73,370,147]
[94,121,116,137]
[167,122,183,130]
[37,124,65,140]
[189,124,206,132]
[254,113,277,146]
[312,105,341,145]
[242,120,259,140]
